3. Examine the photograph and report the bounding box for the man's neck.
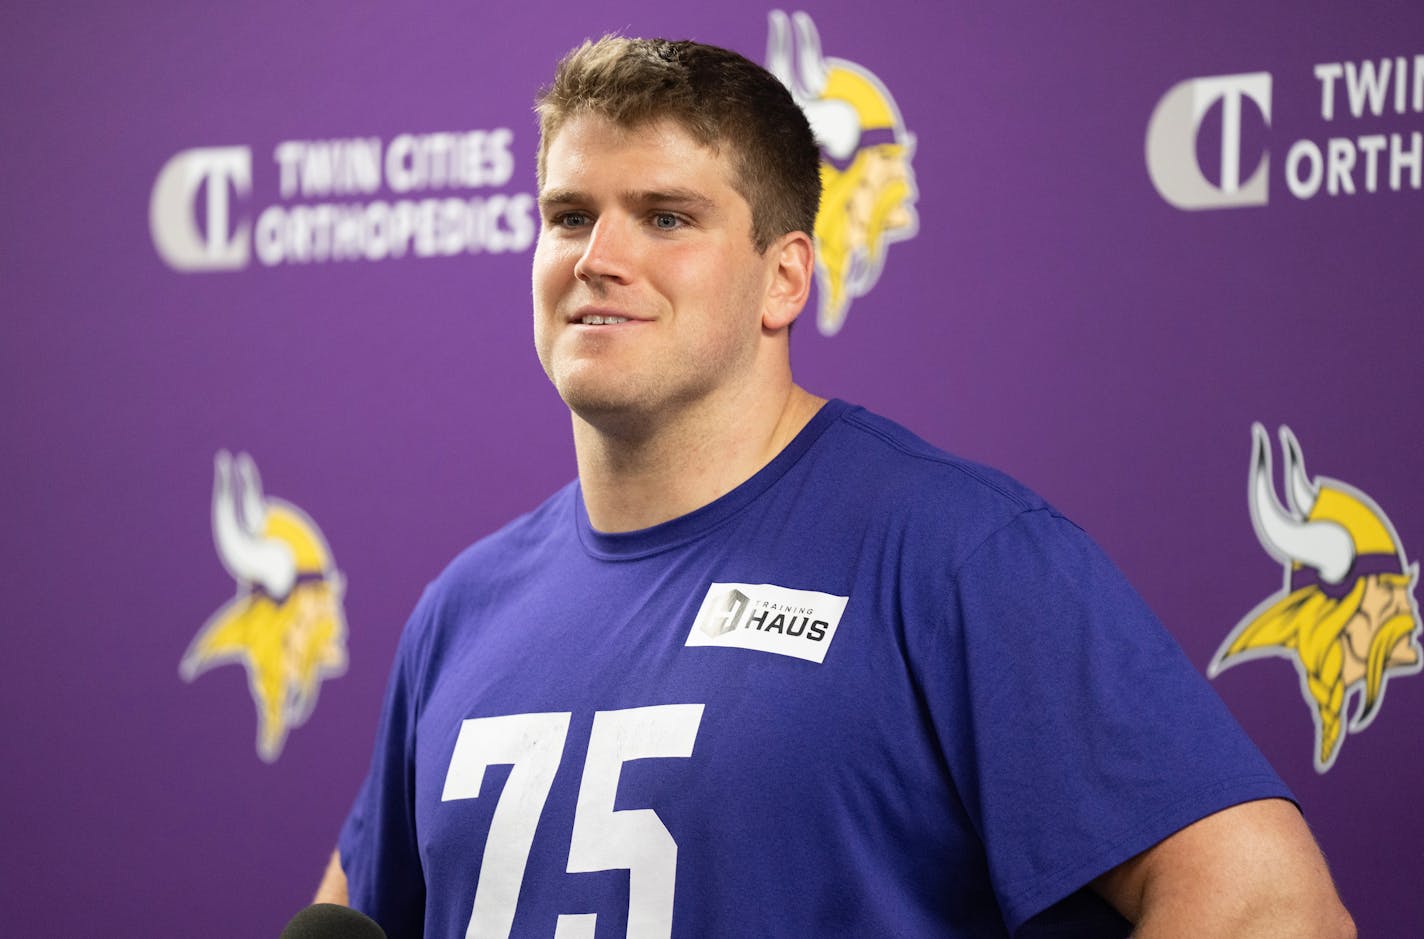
[572,382,826,533]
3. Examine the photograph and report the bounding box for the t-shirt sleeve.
[936,508,1292,934]
[338,599,431,939]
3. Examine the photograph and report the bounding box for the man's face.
[533,114,774,424]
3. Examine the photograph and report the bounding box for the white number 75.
[441,704,705,939]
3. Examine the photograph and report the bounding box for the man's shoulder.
[767,402,1080,587]
[391,480,581,660]
[818,403,1052,527]
[427,479,581,595]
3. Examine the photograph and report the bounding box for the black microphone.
[279,903,387,938]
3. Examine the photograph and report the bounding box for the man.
[317,36,1355,938]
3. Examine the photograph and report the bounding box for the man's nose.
[574,216,634,284]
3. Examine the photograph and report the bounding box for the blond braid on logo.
[1218,579,1364,769]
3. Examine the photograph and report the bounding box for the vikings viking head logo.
[766,10,919,336]
[181,451,348,762]
[1210,424,1422,772]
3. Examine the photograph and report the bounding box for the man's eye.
[554,212,589,228]
[652,213,681,230]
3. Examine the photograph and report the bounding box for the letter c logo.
[1146,73,1272,210]
[150,147,253,271]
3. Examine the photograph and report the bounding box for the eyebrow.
[538,187,718,214]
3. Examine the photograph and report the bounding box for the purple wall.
[3,3,1420,934]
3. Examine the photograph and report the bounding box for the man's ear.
[762,230,814,332]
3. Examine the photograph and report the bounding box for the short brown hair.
[535,36,821,252]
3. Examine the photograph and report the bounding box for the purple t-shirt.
[340,400,1289,937]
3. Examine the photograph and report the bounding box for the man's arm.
[1092,798,1354,938]
[313,849,349,905]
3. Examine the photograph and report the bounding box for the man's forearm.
[313,849,349,905]
[1097,800,1354,939]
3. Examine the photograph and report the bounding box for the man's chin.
[556,379,649,426]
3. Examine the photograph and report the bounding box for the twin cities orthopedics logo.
[180,451,348,762]
[1209,425,1422,773]
[1147,53,1423,210]
[150,129,536,271]
[767,10,919,336]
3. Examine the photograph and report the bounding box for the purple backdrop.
[3,2,1421,934]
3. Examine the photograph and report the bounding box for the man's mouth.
[579,314,629,325]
